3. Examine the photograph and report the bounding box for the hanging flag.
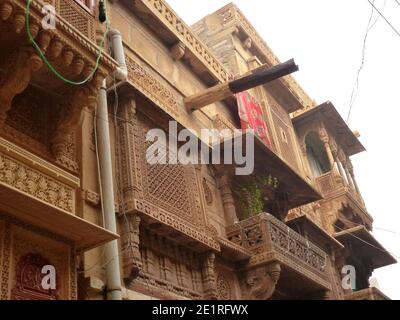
[236,91,272,148]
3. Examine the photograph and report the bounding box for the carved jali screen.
[132,113,206,231]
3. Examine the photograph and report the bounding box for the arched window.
[305,132,331,177]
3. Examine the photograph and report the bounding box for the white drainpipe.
[96,28,128,301]
[109,28,128,82]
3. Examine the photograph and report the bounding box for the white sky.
[167,0,400,299]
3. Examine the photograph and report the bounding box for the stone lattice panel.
[136,115,205,231]
[57,0,95,41]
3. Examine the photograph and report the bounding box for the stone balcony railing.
[316,171,360,204]
[316,170,369,214]
[226,213,330,289]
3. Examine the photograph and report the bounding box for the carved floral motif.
[216,274,232,300]
[0,153,74,213]
[126,56,179,118]
[227,213,328,286]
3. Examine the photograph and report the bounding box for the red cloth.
[236,91,271,148]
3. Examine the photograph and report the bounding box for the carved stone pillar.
[201,252,218,300]
[217,172,239,225]
[347,159,362,196]
[51,85,98,172]
[120,213,142,284]
[0,47,43,125]
[341,158,357,192]
[331,147,347,186]
[320,135,335,169]
[117,96,142,212]
[241,262,281,300]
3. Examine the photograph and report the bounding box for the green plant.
[234,174,280,220]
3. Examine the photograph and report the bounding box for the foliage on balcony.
[233,174,279,220]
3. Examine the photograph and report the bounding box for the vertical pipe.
[97,79,123,300]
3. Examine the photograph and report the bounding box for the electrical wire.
[347,0,386,124]
[374,227,400,236]
[395,0,400,7]
[25,0,109,86]
[366,0,400,37]
[334,224,400,259]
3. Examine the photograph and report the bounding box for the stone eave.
[120,0,229,86]
[215,2,315,112]
[292,101,366,156]
[334,225,397,269]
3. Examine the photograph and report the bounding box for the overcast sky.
[168,0,400,299]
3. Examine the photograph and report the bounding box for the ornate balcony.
[346,287,390,300]
[227,213,331,297]
[316,170,373,230]
[0,137,117,251]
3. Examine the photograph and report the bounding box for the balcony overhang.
[218,133,322,209]
[287,215,344,252]
[133,199,220,253]
[334,226,397,269]
[227,213,331,293]
[0,137,118,252]
[0,190,118,252]
[345,287,391,300]
[293,102,365,156]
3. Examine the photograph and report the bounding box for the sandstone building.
[0,0,395,300]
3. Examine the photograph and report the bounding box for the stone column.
[321,136,335,170]
[340,155,356,190]
[217,172,239,225]
[331,147,347,186]
[347,159,362,196]
[120,213,142,284]
[201,253,218,300]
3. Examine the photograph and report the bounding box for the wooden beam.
[185,59,298,111]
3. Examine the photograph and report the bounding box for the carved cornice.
[217,3,315,110]
[126,55,180,118]
[134,199,220,252]
[1,0,117,75]
[139,0,229,82]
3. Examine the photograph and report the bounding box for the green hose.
[25,0,110,86]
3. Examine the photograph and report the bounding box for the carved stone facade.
[0,0,394,301]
